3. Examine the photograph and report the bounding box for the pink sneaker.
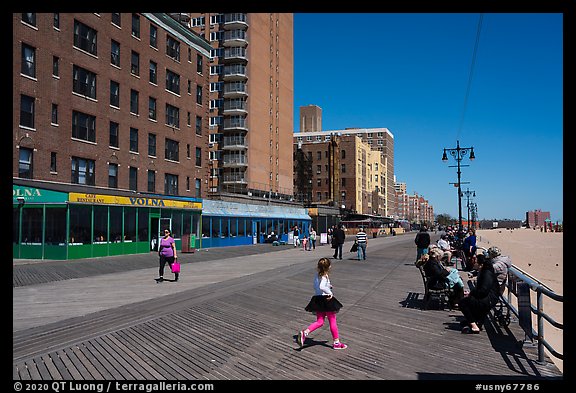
[333,342,348,350]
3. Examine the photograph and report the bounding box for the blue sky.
[293,13,563,223]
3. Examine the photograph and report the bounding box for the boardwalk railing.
[503,265,563,364]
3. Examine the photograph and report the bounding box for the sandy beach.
[475,228,563,372]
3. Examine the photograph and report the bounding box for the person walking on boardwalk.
[309,227,317,250]
[332,224,346,260]
[414,226,430,262]
[355,227,368,260]
[297,257,347,350]
[156,228,179,283]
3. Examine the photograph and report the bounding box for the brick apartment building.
[526,209,551,228]
[294,132,390,217]
[14,13,212,196]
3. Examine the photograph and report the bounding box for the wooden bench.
[417,265,454,310]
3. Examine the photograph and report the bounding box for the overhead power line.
[456,13,484,140]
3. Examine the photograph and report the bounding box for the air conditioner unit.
[208,142,215,147]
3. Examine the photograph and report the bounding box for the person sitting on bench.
[459,254,501,334]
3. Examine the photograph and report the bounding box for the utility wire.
[456,13,483,140]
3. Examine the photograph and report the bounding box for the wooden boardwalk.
[13,235,563,381]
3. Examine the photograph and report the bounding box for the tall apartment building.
[295,127,395,216]
[394,181,409,220]
[188,13,294,199]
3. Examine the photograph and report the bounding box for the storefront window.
[201,216,210,237]
[172,212,182,239]
[21,207,43,244]
[45,207,66,245]
[69,205,91,244]
[191,213,199,237]
[238,218,246,237]
[110,206,122,242]
[13,207,20,245]
[93,205,108,242]
[230,218,237,237]
[125,207,136,241]
[138,209,149,242]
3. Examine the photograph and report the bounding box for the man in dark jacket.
[414,226,431,261]
[332,224,346,260]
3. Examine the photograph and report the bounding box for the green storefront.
[13,185,202,260]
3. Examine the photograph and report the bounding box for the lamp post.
[442,140,475,231]
[462,188,476,229]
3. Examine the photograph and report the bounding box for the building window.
[111,13,121,27]
[108,163,118,188]
[52,56,59,77]
[51,103,58,125]
[73,20,97,55]
[131,51,139,75]
[148,97,156,120]
[150,24,157,48]
[131,13,140,38]
[130,89,139,114]
[196,85,203,105]
[73,65,97,99]
[129,167,138,191]
[147,170,156,192]
[196,53,203,74]
[18,148,33,179]
[165,173,178,195]
[195,178,201,198]
[195,116,202,135]
[148,133,157,156]
[22,13,36,27]
[109,121,119,148]
[129,127,139,152]
[111,40,120,66]
[71,156,95,185]
[149,61,157,84]
[110,81,120,107]
[21,44,35,78]
[341,150,346,159]
[165,138,179,161]
[166,69,180,94]
[53,13,59,28]
[20,94,34,129]
[166,104,179,128]
[72,111,96,142]
[341,164,346,173]
[195,147,201,166]
[50,152,57,172]
[166,35,180,61]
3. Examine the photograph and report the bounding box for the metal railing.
[502,265,563,364]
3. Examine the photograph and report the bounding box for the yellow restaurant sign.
[69,193,202,210]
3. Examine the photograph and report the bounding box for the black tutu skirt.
[304,295,343,313]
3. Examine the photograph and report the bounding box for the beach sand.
[475,228,563,373]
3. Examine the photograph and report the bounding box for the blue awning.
[202,199,310,220]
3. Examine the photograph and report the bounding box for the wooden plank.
[55,349,83,380]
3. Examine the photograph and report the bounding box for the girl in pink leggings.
[297,258,347,350]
